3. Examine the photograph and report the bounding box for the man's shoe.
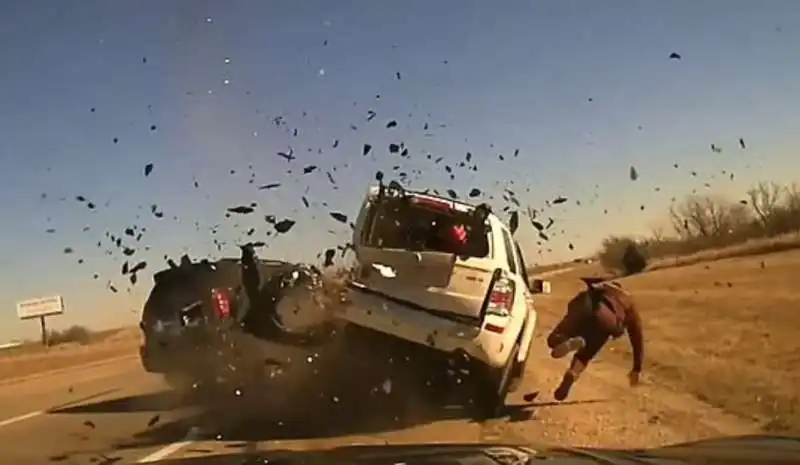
[550,336,586,359]
[554,372,576,401]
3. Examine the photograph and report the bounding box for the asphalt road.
[0,349,543,464]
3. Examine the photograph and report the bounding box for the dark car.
[138,253,333,390]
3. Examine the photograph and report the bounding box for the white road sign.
[16,295,64,320]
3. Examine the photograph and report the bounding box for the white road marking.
[136,441,193,463]
[536,266,575,278]
[0,410,43,428]
[0,387,124,430]
[136,426,201,463]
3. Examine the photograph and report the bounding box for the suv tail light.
[484,276,516,334]
[211,288,232,319]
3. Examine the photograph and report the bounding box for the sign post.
[16,296,65,346]
[40,316,48,347]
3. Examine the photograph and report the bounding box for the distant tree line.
[46,325,93,346]
[598,181,800,275]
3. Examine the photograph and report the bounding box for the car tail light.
[484,277,515,334]
[211,288,231,319]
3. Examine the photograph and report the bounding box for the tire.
[473,341,520,419]
[139,351,155,373]
[332,323,358,355]
[163,372,198,394]
[507,357,527,394]
[262,266,335,344]
[508,334,534,393]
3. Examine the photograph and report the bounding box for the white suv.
[340,184,547,416]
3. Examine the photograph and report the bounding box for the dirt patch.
[541,248,800,434]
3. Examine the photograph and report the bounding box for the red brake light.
[484,323,506,334]
[484,277,516,334]
[412,196,454,212]
[211,288,231,319]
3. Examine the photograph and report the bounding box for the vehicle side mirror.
[531,279,551,295]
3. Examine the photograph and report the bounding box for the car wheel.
[270,267,335,341]
[507,358,526,393]
[139,350,154,373]
[163,372,196,393]
[473,341,520,419]
[336,323,366,354]
[507,336,532,393]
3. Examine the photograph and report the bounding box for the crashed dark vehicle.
[138,249,337,390]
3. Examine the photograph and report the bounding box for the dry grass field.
[0,327,141,382]
[540,247,800,434]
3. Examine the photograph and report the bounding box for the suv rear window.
[362,196,490,258]
[143,260,242,321]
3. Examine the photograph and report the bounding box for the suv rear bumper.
[139,342,180,374]
[138,338,213,375]
[338,301,511,370]
[341,323,474,371]
[139,328,330,380]
[342,282,525,370]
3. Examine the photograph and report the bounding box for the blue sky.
[1,0,799,340]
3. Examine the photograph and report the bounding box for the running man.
[547,277,644,401]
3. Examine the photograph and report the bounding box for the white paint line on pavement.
[136,427,201,463]
[0,410,43,428]
[136,441,193,463]
[536,266,575,278]
[0,387,122,430]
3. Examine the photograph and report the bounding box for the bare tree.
[670,194,750,239]
[650,226,666,242]
[726,202,753,233]
[747,181,783,228]
[603,180,800,264]
[775,182,800,233]
[669,204,693,238]
[784,183,800,212]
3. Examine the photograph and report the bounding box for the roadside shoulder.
[503,348,759,449]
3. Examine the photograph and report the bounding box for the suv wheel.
[472,341,520,419]
[163,372,199,397]
[507,343,530,393]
